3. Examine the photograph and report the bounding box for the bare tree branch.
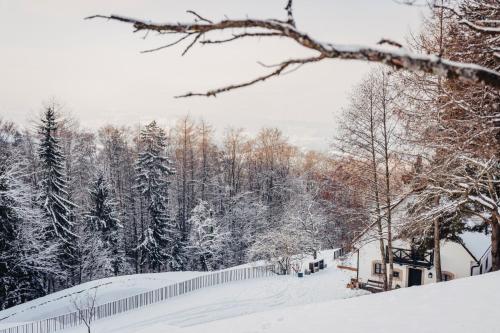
[176,55,325,98]
[86,3,500,96]
[200,32,283,45]
[141,33,193,53]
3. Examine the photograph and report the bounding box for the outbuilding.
[347,228,491,290]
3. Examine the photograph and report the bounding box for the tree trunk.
[381,71,394,291]
[434,3,444,283]
[434,194,443,282]
[491,216,500,272]
[368,87,388,291]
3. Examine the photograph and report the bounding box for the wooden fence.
[0,265,276,333]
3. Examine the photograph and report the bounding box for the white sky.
[0,0,426,150]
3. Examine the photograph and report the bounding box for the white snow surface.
[3,249,498,333]
[0,249,364,330]
[0,271,208,323]
[153,270,499,333]
[71,271,499,333]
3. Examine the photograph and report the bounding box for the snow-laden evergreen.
[86,173,123,275]
[135,121,176,272]
[0,123,59,309]
[37,107,78,279]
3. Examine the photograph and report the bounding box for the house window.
[393,271,400,278]
[373,262,383,275]
[442,271,454,281]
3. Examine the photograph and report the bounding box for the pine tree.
[0,122,59,308]
[135,121,175,272]
[38,107,78,282]
[87,172,123,275]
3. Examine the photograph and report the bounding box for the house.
[347,228,492,290]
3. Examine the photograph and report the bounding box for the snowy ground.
[64,264,364,333]
[0,249,365,331]
[155,270,500,333]
[4,250,496,333]
[80,271,499,333]
[0,271,208,323]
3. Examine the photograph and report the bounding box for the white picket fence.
[0,265,276,333]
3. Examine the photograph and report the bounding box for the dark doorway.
[408,268,422,287]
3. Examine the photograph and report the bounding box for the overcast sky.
[0,0,426,150]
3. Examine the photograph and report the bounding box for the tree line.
[0,109,350,309]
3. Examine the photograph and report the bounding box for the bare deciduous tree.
[70,288,98,333]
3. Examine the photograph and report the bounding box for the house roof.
[459,232,491,261]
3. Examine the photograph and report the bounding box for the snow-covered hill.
[0,271,208,324]
[73,270,499,333]
[157,270,500,333]
[0,249,362,330]
[2,249,498,333]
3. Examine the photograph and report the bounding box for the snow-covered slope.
[62,263,364,332]
[0,249,363,330]
[0,271,207,323]
[4,250,497,333]
[137,271,500,333]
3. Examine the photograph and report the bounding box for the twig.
[377,38,403,48]
[186,10,213,24]
[176,55,325,98]
[141,33,193,53]
[201,32,283,45]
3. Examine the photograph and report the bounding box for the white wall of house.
[354,238,478,289]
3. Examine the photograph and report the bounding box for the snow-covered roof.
[460,232,491,261]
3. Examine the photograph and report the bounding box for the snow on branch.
[86,2,500,97]
[434,3,500,34]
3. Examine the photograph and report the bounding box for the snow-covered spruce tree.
[187,201,226,271]
[135,121,175,272]
[86,172,123,276]
[0,122,60,308]
[38,107,78,286]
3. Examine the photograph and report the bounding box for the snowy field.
[62,263,364,332]
[0,249,365,331]
[3,250,497,333]
[0,271,208,323]
[154,270,499,333]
